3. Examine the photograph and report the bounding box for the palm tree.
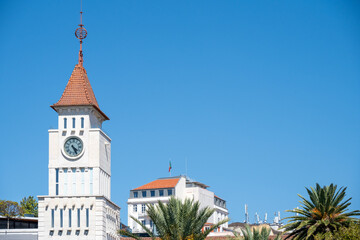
[283,183,360,240]
[233,224,281,240]
[119,197,229,240]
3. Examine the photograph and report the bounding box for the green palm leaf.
[283,183,360,240]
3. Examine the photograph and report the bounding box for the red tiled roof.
[51,64,109,120]
[133,178,180,190]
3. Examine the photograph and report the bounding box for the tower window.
[151,190,155,197]
[86,208,89,228]
[64,118,67,129]
[89,168,93,195]
[77,208,81,227]
[133,192,138,198]
[68,209,72,227]
[60,209,63,228]
[51,209,55,228]
[72,118,75,128]
[81,117,84,128]
[159,190,164,196]
[81,168,85,194]
[72,169,76,195]
[142,191,147,197]
[55,169,59,195]
[64,169,68,195]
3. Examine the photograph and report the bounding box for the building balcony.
[138,211,147,217]
[132,228,146,233]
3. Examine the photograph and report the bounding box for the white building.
[37,17,120,240]
[127,176,229,234]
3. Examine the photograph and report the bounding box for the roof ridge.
[81,66,95,105]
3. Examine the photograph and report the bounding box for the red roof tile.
[133,178,180,190]
[51,63,109,120]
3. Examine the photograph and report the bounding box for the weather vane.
[75,0,87,65]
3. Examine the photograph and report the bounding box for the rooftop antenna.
[75,0,87,65]
[273,212,278,224]
[244,204,249,223]
[278,211,281,223]
[264,213,267,223]
[185,157,188,177]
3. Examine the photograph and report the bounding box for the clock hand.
[71,145,78,154]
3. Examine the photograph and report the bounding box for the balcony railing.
[138,211,147,217]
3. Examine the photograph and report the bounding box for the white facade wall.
[185,187,214,213]
[174,177,186,200]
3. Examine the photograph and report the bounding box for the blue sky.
[0,0,359,224]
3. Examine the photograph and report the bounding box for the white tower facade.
[38,17,120,240]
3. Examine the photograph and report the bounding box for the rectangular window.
[81,168,85,194]
[72,118,76,128]
[168,189,172,196]
[64,118,67,129]
[51,209,54,228]
[142,191,147,197]
[159,190,164,196]
[68,209,72,227]
[77,208,80,227]
[141,220,146,226]
[133,192,138,198]
[150,220,153,228]
[89,168,93,195]
[150,190,155,197]
[86,208,89,228]
[60,209,63,228]
[133,205,137,212]
[55,169,59,195]
[64,169,68,195]
[141,204,146,213]
[72,169,76,195]
[81,117,84,128]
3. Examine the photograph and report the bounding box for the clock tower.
[38,10,120,240]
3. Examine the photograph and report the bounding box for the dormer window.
[64,118,67,129]
[81,117,84,128]
[72,118,75,128]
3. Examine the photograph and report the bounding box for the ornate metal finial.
[75,0,87,65]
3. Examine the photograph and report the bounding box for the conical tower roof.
[51,63,109,120]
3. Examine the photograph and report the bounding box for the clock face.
[64,137,83,157]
